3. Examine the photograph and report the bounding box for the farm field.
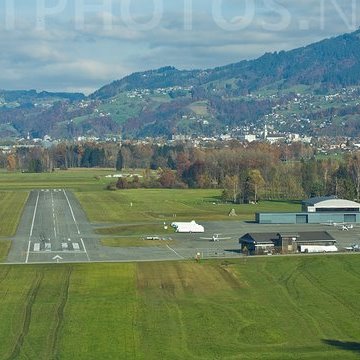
[0,256,359,359]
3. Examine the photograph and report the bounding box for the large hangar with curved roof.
[256,196,360,224]
[302,196,360,213]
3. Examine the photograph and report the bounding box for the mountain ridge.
[2,29,360,140]
[91,29,360,99]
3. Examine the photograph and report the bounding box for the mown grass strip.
[0,169,114,192]
[57,263,140,359]
[0,191,28,236]
[49,267,72,358]
[8,271,44,360]
[76,189,301,224]
[95,224,173,236]
[0,240,11,262]
[101,237,173,248]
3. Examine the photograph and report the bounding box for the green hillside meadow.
[0,257,359,359]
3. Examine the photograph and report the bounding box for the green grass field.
[97,223,175,247]
[0,170,300,225]
[0,256,359,359]
[76,189,301,223]
[0,191,28,236]
[0,168,115,192]
[101,237,173,247]
[0,240,11,261]
[95,224,174,236]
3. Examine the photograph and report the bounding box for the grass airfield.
[0,257,359,359]
[76,188,300,223]
[0,169,359,358]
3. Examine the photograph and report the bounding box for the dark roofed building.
[240,231,337,255]
[239,233,276,255]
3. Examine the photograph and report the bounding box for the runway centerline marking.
[51,191,57,239]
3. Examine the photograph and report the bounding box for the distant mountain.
[90,66,201,99]
[0,89,85,105]
[2,30,360,140]
[92,29,360,100]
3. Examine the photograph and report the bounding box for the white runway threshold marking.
[26,191,40,263]
[63,190,90,261]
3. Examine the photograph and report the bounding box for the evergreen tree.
[116,150,124,171]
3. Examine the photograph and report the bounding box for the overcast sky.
[0,0,359,94]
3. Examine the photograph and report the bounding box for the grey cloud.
[2,1,360,92]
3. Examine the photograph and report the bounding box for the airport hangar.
[255,196,360,224]
[239,231,338,255]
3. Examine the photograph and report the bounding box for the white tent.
[171,220,204,233]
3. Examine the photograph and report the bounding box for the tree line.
[2,141,360,202]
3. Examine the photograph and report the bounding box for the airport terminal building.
[256,196,360,224]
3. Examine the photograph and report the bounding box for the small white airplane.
[200,234,231,242]
[339,224,354,231]
[322,220,342,227]
[345,244,360,251]
[322,221,357,230]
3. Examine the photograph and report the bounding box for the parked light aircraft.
[200,234,231,242]
[322,220,344,227]
[339,224,354,231]
[345,244,360,251]
[322,221,357,230]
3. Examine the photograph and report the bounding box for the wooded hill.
[92,29,360,99]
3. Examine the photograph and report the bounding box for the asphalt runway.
[7,189,182,264]
[8,189,92,263]
[7,190,360,264]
